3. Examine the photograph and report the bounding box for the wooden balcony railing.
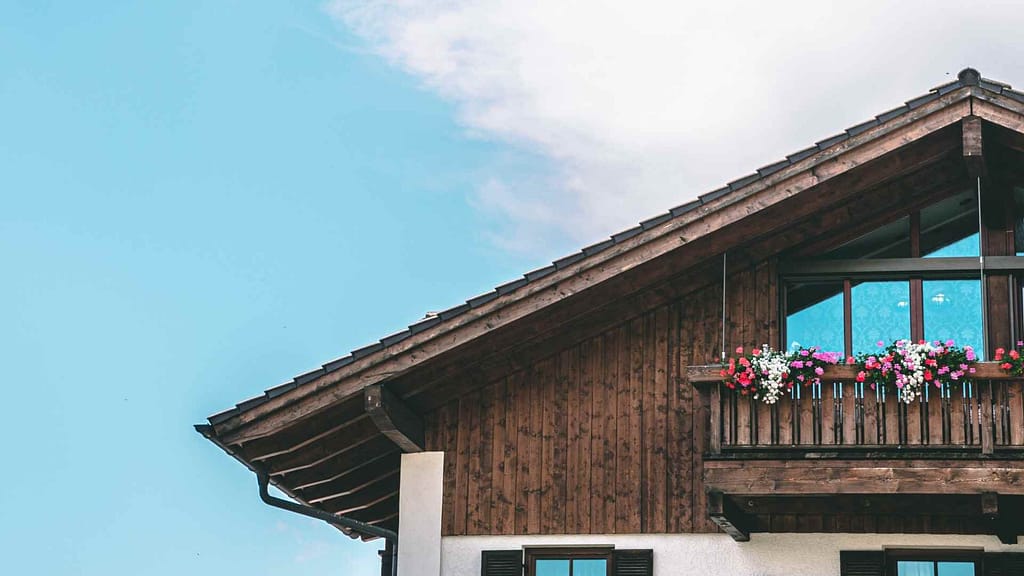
[688,363,1024,456]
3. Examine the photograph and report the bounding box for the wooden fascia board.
[215,89,978,445]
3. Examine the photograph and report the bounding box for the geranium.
[786,346,842,389]
[995,341,1024,376]
[857,339,976,404]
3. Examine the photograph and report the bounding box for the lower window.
[887,550,979,576]
[527,548,610,576]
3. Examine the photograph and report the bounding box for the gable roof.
[198,68,1024,538]
[204,68,1024,443]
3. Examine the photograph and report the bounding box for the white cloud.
[328,0,1024,256]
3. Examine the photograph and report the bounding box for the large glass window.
[782,190,990,357]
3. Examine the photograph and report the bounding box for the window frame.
[524,547,613,576]
[885,548,982,576]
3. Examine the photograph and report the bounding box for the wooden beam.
[264,417,380,475]
[704,459,1024,495]
[280,436,398,490]
[299,452,402,503]
[213,93,974,444]
[364,384,424,452]
[242,396,365,461]
[320,472,401,515]
[964,116,986,178]
[707,491,751,541]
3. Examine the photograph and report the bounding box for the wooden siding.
[424,262,776,535]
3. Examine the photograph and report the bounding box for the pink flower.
[814,367,824,376]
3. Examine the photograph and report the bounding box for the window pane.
[937,562,975,576]
[823,217,911,259]
[924,279,984,359]
[786,283,844,353]
[573,559,607,576]
[921,190,979,257]
[852,281,910,354]
[536,559,570,576]
[898,561,935,576]
[924,232,979,258]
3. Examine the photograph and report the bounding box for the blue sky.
[0,3,545,574]
[7,2,1024,575]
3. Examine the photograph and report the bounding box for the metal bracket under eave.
[364,384,425,452]
[708,491,752,542]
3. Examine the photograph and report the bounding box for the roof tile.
[786,146,819,163]
[553,252,586,270]
[727,173,760,191]
[699,186,731,203]
[495,277,528,295]
[756,159,791,178]
[669,199,702,217]
[524,265,556,282]
[845,118,878,137]
[640,212,672,230]
[581,239,615,256]
[611,226,643,243]
[815,133,848,149]
[466,291,499,308]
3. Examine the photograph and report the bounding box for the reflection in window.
[896,560,976,576]
[923,232,979,258]
[852,281,910,354]
[785,283,844,353]
[535,558,607,576]
[923,279,984,358]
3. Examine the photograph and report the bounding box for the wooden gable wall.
[424,261,778,536]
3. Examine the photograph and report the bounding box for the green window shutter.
[840,551,884,576]
[612,549,653,576]
[481,550,523,576]
[984,552,1024,576]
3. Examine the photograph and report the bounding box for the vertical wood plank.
[501,380,517,535]
[513,371,530,534]
[439,402,457,536]
[466,389,483,534]
[1011,380,1024,446]
[651,306,670,533]
[454,392,472,535]
[527,365,544,533]
[625,317,646,533]
[668,302,693,533]
[552,351,568,532]
[589,335,607,534]
[949,384,965,445]
[641,311,657,532]
[478,383,495,534]
[564,346,580,534]
[540,357,556,533]
[490,379,510,534]
[842,381,857,446]
[577,339,594,533]
[863,384,879,445]
[601,328,618,533]
[615,323,636,533]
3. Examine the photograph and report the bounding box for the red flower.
[924,370,933,382]
[855,371,866,383]
[1002,362,1013,370]
[1011,350,1020,360]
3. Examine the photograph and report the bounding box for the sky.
[4,1,1024,575]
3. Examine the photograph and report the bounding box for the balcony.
[687,363,1024,542]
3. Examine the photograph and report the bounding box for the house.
[197,68,1024,576]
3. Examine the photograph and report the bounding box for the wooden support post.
[981,381,995,455]
[710,383,722,454]
[707,491,751,542]
[964,116,985,179]
[364,384,425,453]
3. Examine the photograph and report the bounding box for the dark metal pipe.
[256,471,398,542]
[195,424,399,575]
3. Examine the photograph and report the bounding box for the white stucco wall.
[443,533,1024,576]
[397,452,444,576]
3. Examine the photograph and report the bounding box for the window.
[840,549,1024,576]
[783,190,988,357]
[480,548,652,576]
[886,550,980,576]
[527,548,610,576]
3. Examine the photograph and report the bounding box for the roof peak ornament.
[958,67,981,86]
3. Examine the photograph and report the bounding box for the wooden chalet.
[198,68,1024,576]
